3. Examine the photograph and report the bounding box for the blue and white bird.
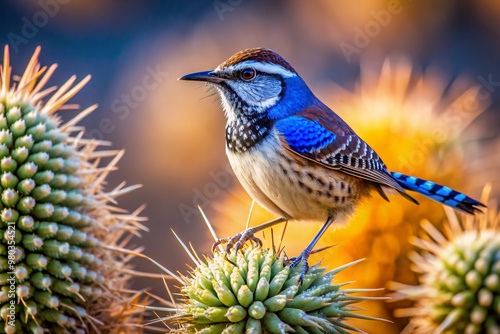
[179,48,485,280]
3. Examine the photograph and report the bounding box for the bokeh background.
[1,0,500,332]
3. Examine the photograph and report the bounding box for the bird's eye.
[240,68,256,81]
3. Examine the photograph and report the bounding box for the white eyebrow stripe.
[217,60,296,78]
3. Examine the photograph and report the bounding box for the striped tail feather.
[391,172,486,214]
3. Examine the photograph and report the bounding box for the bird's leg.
[289,216,334,284]
[212,216,287,253]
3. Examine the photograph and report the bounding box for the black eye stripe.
[235,70,283,80]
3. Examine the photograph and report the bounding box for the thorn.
[310,244,337,255]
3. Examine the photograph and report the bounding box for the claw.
[211,227,263,255]
[223,253,237,267]
[289,249,311,285]
[211,237,227,253]
[211,217,287,266]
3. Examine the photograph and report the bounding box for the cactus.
[0,46,146,333]
[392,186,499,334]
[150,224,385,334]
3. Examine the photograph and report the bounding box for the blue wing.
[275,104,418,203]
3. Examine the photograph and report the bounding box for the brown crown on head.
[218,48,296,73]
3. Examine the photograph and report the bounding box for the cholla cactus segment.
[158,240,385,334]
[0,46,146,333]
[392,186,500,334]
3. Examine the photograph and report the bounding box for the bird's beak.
[178,70,226,84]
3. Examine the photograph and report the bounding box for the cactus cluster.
[0,46,145,333]
[164,242,382,334]
[393,190,500,334]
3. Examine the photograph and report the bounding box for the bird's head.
[179,48,315,121]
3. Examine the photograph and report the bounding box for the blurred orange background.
[2,1,500,332]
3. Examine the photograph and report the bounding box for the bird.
[179,47,485,282]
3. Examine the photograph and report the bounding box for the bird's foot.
[211,227,263,254]
[289,249,311,285]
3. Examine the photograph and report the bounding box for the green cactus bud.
[17,197,36,214]
[393,199,500,334]
[0,46,147,332]
[17,179,35,196]
[17,162,37,179]
[236,284,253,308]
[159,239,384,333]
[26,254,47,270]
